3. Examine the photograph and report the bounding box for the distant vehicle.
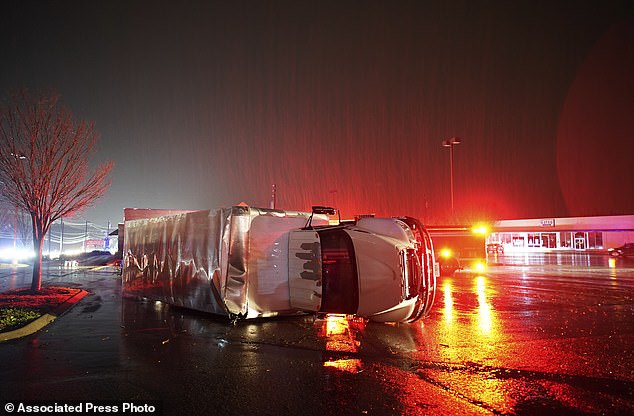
[609,243,634,257]
[427,226,488,276]
[486,243,504,254]
[437,248,461,275]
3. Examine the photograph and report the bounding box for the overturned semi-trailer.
[123,206,438,322]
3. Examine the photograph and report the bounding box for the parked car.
[486,243,504,254]
[609,243,634,257]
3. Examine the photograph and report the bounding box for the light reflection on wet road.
[0,254,633,415]
[397,254,634,414]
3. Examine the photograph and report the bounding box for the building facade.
[487,215,634,253]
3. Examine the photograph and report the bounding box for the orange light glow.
[318,314,366,372]
[472,224,489,236]
[324,314,348,336]
[474,261,486,272]
[323,358,363,373]
[440,248,453,258]
[443,282,454,323]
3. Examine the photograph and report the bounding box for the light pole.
[442,137,462,215]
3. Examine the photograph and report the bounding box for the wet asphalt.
[0,254,633,415]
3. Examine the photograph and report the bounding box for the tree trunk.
[31,236,44,292]
[31,217,45,292]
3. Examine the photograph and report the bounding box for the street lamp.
[442,137,462,215]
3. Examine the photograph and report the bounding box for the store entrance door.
[574,233,586,250]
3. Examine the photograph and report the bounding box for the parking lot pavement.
[0,256,633,415]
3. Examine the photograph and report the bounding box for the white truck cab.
[288,216,437,322]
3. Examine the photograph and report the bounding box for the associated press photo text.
[3,401,161,415]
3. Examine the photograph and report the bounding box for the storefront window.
[587,232,604,249]
[528,233,541,247]
[560,232,572,248]
[539,233,557,248]
[574,232,586,250]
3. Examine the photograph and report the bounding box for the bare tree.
[0,90,113,291]
[0,201,31,252]
[15,209,33,249]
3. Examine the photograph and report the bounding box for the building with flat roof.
[488,215,634,253]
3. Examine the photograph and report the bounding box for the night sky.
[1,0,633,225]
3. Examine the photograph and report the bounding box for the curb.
[0,289,89,342]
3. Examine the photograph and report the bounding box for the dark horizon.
[1,0,633,225]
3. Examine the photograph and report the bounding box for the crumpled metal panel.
[123,209,231,317]
[122,206,322,319]
[223,205,250,317]
[224,206,323,318]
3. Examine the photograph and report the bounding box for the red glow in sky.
[0,1,632,224]
[556,19,634,216]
